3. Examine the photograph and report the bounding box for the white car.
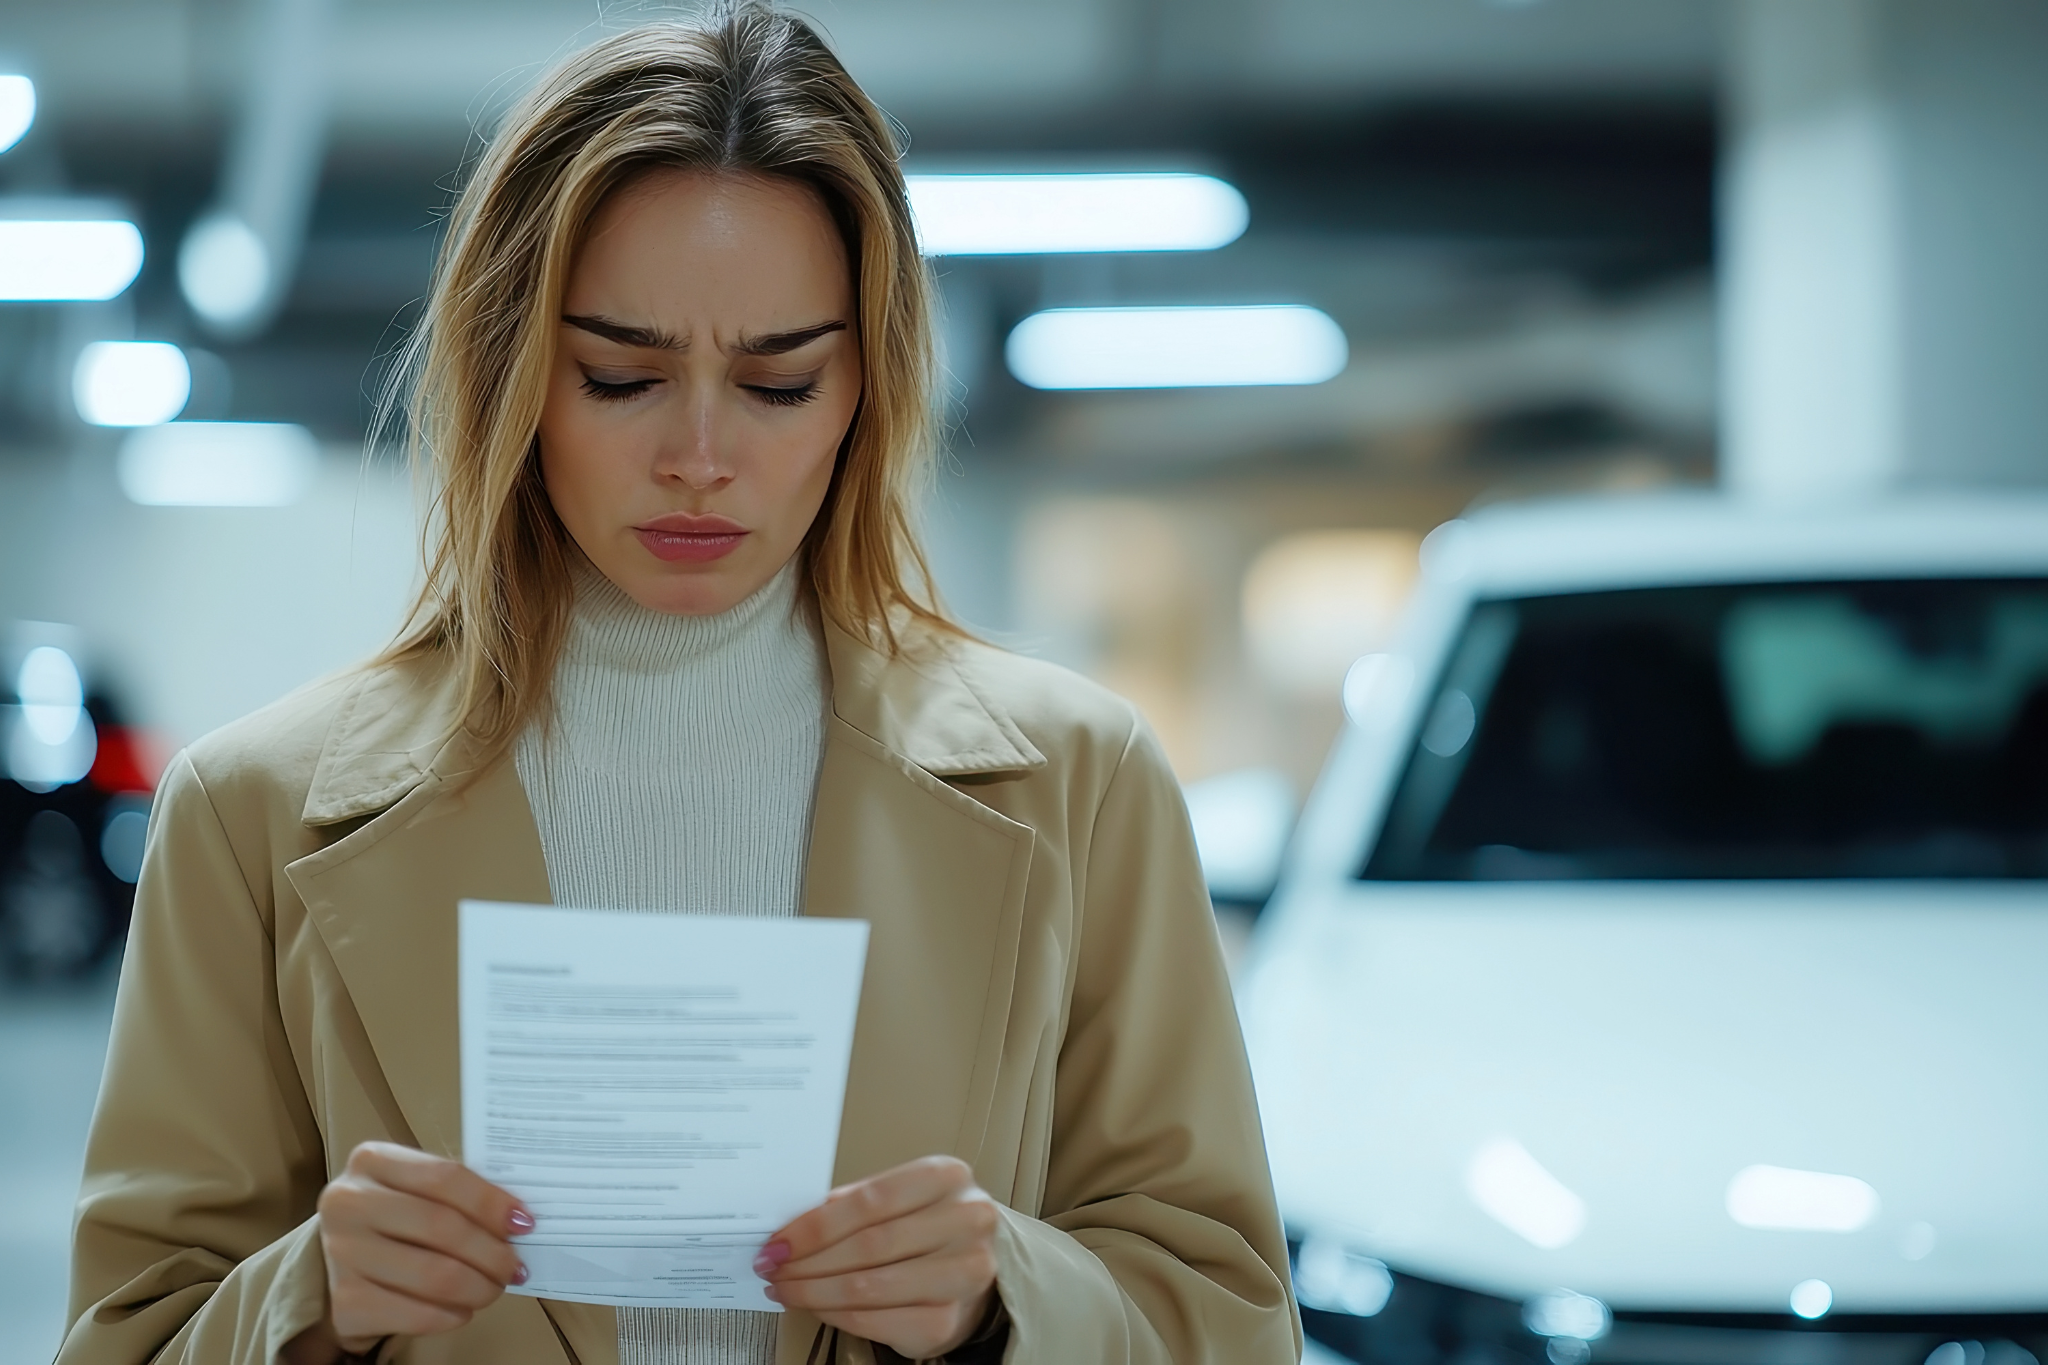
[1238,492,2048,1364]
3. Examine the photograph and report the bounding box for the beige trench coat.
[60,620,1301,1365]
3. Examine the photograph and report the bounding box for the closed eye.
[581,375,659,402]
[744,382,820,408]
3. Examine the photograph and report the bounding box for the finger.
[767,1247,997,1314]
[770,1156,974,1261]
[332,1232,510,1314]
[773,1193,997,1280]
[329,1273,476,1344]
[328,1182,524,1287]
[347,1142,532,1238]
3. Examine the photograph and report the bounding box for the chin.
[619,564,756,617]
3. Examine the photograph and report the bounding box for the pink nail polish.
[513,1263,530,1286]
[762,1240,792,1266]
[762,1284,782,1303]
[508,1209,536,1234]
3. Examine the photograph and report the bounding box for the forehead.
[566,169,852,322]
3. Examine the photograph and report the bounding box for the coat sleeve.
[60,751,334,1364]
[991,719,1303,1365]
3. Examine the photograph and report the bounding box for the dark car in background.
[1,626,155,979]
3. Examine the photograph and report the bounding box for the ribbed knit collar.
[561,556,811,676]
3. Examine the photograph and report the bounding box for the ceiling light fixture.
[1727,1165,1879,1233]
[906,172,1247,256]
[73,342,192,427]
[0,210,145,301]
[178,213,272,330]
[0,75,34,154]
[117,422,318,507]
[1006,304,1347,390]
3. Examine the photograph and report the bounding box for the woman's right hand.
[285,1141,533,1362]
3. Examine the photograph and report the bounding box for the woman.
[62,8,1300,1364]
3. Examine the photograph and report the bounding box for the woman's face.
[539,169,861,616]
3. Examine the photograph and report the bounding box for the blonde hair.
[379,4,954,749]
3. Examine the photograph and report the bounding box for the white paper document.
[458,901,869,1310]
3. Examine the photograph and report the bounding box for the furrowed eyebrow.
[732,319,848,357]
[561,314,847,358]
[562,314,685,350]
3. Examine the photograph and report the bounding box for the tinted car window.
[1363,579,2048,880]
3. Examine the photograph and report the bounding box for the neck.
[562,558,809,673]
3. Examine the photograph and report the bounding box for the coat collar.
[301,617,1045,826]
[818,620,1045,779]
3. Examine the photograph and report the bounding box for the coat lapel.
[812,623,1044,1178]
[283,674,609,1361]
[775,625,1043,1365]
[805,715,1035,1178]
[285,751,551,1159]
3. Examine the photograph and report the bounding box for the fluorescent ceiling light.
[118,422,318,507]
[1006,305,1347,390]
[1466,1136,1587,1250]
[0,217,145,301]
[179,213,271,328]
[907,173,1247,255]
[1726,1164,1879,1232]
[74,342,192,427]
[0,76,33,154]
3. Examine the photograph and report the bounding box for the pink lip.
[633,513,749,563]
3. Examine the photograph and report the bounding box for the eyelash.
[581,376,655,403]
[745,382,820,408]
[577,377,821,408]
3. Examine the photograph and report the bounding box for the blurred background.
[1,1,2043,1361]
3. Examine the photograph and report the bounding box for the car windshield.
[1363,578,2048,880]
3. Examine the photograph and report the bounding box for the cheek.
[537,371,623,516]
[781,371,860,494]
[773,402,853,516]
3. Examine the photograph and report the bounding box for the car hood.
[1238,879,2048,1312]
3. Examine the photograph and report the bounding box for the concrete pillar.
[1721,0,2048,500]
[1888,2,2048,486]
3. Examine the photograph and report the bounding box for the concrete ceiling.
[4,0,1720,144]
[0,0,1725,464]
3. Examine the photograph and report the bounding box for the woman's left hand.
[755,1155,1000,1359]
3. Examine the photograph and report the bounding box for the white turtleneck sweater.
[514,559,828,1365]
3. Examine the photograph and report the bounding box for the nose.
[652,384,734,491]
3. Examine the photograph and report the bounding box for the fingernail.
[513,1263,530,1286]
[762,1240,792,1266]
[508,1209,536,1234]
[762,1284,782,1303]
